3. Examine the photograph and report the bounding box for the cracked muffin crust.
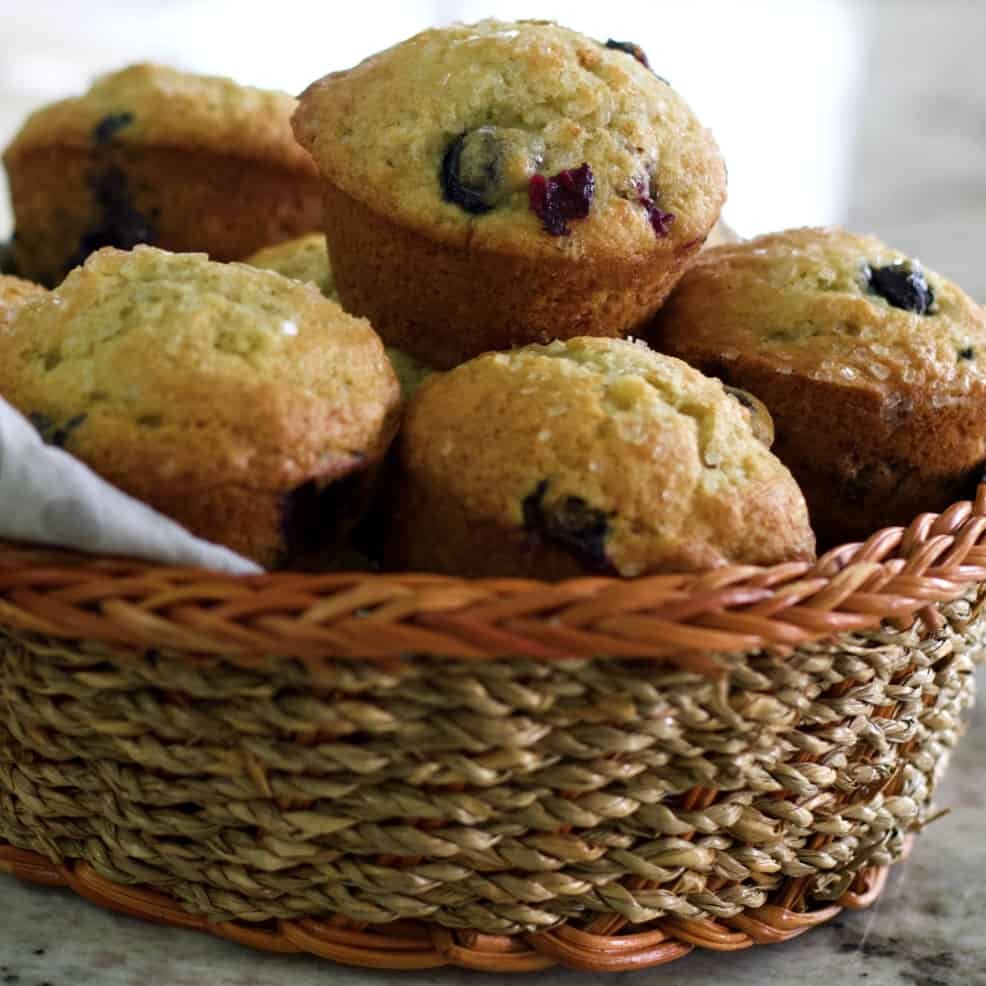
[4,63,324,286]
[647,226,986,544]
[0,275,45,333]
[389,337,813,578]
[0,246,401,568]
[293,19,726,368]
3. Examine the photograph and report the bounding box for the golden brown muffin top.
[4,63,318,175]
[0,246,400,491]
[402,337,814,575]
[0,275,46,333]
[650,226,986,398]
[294,20,725,262]
[246,234,337,299]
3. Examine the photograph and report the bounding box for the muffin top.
[0,246,400,490]
[246,234,337,299]
[4,63,318,175]
[650,226,986,398]
[402,337,814,575]
[0,275,46,333]
[244,235,434,396]
[293,19,725,261]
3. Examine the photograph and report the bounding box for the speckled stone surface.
[0,668,983,985]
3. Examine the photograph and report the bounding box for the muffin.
[647,226,986,544]
[245,233,434,397]
[293,20,726,369]
[246,233,337,300]
[4,64,324,286]
[0,246,401,568]
[389,337,814,578]
[0,275,45,332]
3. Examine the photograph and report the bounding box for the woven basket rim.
[0,484,985,672]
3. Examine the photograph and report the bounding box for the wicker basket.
[0,488,984,973]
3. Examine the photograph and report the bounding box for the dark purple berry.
[604,39,669,83]
[633,177,674,238]
[522,479,613,571]
[440,130,497,214]
[866,262,933,314]
[62,167,157,277]
[605,39,650,68]
[959,346,975,361]
[29,412,87,448]
[641,197,674,238]
[92,112,134,145]
[528,163,595,236]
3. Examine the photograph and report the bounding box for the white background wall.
[0,0,863,237]
[1,1,984,298]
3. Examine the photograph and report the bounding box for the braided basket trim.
[0,844,891,972]
[0,487,984,672]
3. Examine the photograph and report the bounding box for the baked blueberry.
[62,167,157,276]
[633,176,675,238]
[866,262,933,314]
[522,479,612,571]
[29,412,87,448]
[441,127,543,215]
[529,162,595,235]
[604,39,650,68]
[92,112,134,144]
[959,345,976,361]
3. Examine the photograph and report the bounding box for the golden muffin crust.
[0,275,46,332]
[246,234,337,299]
[5,63,316,174]
[295,20,725,263]
[0,246,401,567]
[390,337,813,578]
[648,226,986,543]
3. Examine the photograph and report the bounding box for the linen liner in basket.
[0,483,984,973]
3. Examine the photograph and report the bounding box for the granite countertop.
[2,668,983,986]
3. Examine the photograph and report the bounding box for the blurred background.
[0,0,983,296]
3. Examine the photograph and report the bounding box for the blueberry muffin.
[647,226,986,544]
[293,20,726,369]
[4,64,323,286]
[389,337,813,578]
[245,233,434,397]
[0,275,45,332]
[0,246,401,568]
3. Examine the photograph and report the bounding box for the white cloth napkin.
[0,397,262,574]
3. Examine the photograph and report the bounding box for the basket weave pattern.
[0,490,984,972]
